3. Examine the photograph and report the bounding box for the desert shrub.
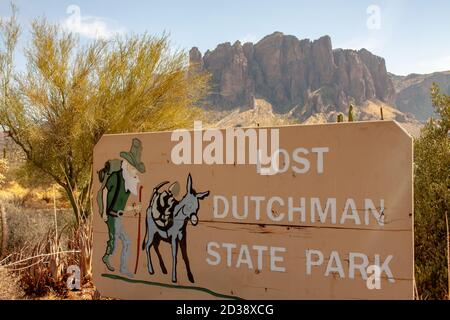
[2,203,74,253]
[67,218,93,282]
[414,83,450,300]
[0,181,68,210]
[11,229,68,296]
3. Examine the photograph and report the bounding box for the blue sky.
[1,0,449,75]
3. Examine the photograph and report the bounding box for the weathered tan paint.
[92,120,414,300]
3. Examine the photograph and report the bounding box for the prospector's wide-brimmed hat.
[120,138,146,173]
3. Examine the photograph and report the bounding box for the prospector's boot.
[102,255,115,272]
[120,268,134,278]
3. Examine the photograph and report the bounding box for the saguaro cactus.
[348,104,354,122]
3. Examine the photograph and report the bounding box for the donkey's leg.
[145,230,156,275]
[153,236,167,274]
[180,234,195,283]
[171,237,178,283]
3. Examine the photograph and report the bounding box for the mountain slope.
[391,71,450,121]
[213,98,296,128]
[210,98,422,137]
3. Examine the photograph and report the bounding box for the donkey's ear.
[196,190,210,200]
[186,173,193,193]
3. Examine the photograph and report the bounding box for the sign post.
[92,121,413,300]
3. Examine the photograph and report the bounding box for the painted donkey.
[142,174,209,283]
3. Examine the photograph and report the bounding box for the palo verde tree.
[0,6,209,225]
[414,83,450,299]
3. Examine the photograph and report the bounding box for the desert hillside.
[208,98,422,137]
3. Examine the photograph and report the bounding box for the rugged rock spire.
[190,32,396,118]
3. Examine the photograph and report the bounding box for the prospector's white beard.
[122,162,139,196]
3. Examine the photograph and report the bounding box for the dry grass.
[0,181,68,210]
[0,265,101,299]
[67,217,93,282]
[0,181,96,299]
[9,229,70,296]
[0,267,24,299]
[1,217,94,297]
[2,204,74,253]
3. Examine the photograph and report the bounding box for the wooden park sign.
[92,120,413,300]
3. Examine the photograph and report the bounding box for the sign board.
[92,121,413,300]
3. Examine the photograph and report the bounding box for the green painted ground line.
[101,273,242,300]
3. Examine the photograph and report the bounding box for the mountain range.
[190,32,450,134]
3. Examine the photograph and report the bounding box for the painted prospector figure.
[142,174,209,283]
[97,138,145,277]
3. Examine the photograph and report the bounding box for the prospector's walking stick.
[134,185,144,274]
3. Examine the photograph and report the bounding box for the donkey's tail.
[142,215,148,251]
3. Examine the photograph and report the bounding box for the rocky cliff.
[190,32,396,118]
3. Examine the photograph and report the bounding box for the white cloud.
[61,5,125,40]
